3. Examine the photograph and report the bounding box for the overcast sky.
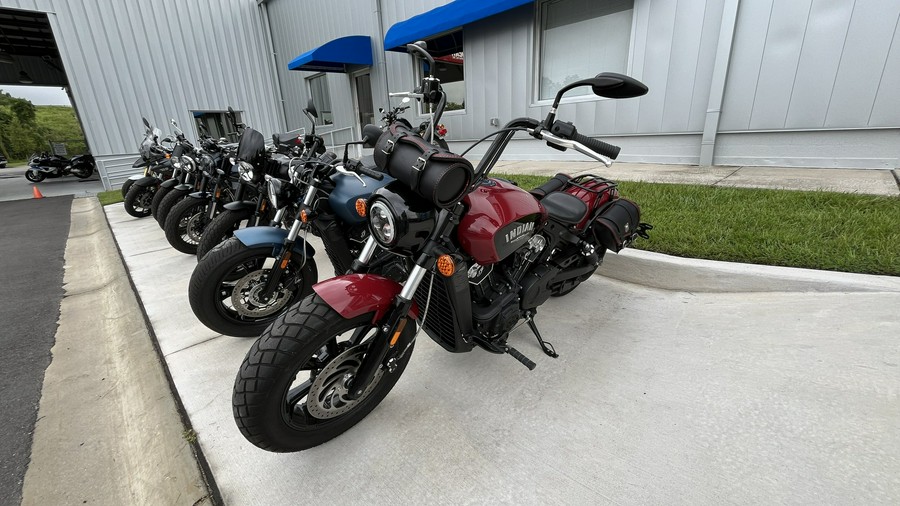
[0,85,71,106]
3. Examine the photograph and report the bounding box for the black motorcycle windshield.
[236,128,265,165]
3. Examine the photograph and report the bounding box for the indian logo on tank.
[505,221,535,244]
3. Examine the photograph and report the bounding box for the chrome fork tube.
[398,264,427,302]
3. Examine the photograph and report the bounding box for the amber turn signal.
[437,255,455,277]
[355,198,366,217]
[300,209,308,223]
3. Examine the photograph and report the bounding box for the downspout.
[258,0,288,131]
[699,0,740,166]
[375,0,390,106]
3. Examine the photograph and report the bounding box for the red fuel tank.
[458,179,546,265]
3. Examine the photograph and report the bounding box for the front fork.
[345,206,458,399]
[259,184,317,300]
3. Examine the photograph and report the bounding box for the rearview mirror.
[142,117,150,129]
[588,73,648,99]
[304,99,318,119]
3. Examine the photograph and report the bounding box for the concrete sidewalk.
[103,201,900,505]
[488,161,900,196]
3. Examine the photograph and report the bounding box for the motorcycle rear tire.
[25,170,45,183]
[73,166,94,179]
[232,294,414,452]
[155,187,191,228]
[189,237,317,337]
[164,198,210,254]
[123,184,155,218]
[195,207,254,261]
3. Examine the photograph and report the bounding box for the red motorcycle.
[233,42,650,452]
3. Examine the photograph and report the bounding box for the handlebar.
[531,129,615,167]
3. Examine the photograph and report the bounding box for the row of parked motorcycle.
[121,41,651,453]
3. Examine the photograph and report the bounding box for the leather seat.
[541,191,587,226]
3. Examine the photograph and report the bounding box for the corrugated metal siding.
[0,0,282,187]
[720,0,900,131]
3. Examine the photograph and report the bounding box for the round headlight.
[173,161,182,169]
[368,200,397,247]
[239,161,254,182]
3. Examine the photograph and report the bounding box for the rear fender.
[223,201,257,212]
[232,226,315,257]
[133,175,160,187]
[313,274,419,322]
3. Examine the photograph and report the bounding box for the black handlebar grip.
[357,165,384,181]
[571,132,620,160]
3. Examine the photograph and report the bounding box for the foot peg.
[526,317,558,358]
[505,346,536,370]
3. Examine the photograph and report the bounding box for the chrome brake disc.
[306,343,384,420]
[230,269,291,317]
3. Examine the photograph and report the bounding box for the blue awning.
[287,35,373,73]
[384,0,533,52]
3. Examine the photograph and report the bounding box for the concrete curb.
[598,248,900,293]
[21,198,211,505]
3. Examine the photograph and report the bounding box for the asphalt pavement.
[0,165,105,202]
[0,195,72,505]
[104,202,900,505]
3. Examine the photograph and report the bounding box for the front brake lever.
[334,165,366,186]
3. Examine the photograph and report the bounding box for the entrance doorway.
[351,71,374,135]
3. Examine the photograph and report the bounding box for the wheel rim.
[177,206,206,245]
[213,255,301,324]
[305,343,384,419]
[229,268,292,318]
[134,189,154,213]
[281,326,383,426]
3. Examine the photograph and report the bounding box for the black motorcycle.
[188,117,395,337]
[123,118,176,217]
[25,152,95,182]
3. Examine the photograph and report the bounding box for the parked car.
[0,154,7,168]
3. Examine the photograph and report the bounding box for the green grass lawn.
[96,175,899,276]
[494,173,900,276]
[97,189,123,206]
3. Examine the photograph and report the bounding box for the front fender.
[126,174,144,182]
[313,274,418,322]
[174,183,193,191]
[188,191,210,199]
[134,175,161,187]
[232,226,315,257]
[160,178,180,189]
[224,201,257,212]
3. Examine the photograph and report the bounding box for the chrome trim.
[398,264,427,301]
[287,216,303,240]
[356,236,377,265]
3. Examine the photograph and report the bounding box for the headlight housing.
[368,200,397,247]
[238,161,254,182]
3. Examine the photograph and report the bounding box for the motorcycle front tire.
[25,170,45,183]
[150,184,175,222]
[232,294,414,452]
[123,183,156,218]
[155,187,192,228]
[189,237,317,337]
[121,179,135,198]
[164,198,210,254]
[195,207,254,261]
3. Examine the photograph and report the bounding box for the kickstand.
[526,315,558,358]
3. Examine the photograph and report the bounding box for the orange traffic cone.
[33,186,44,199]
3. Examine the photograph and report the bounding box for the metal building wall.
[0,0,283,188]
[715,0,900,168]
[266,0,898,169]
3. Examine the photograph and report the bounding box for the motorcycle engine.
[469,234,548,338]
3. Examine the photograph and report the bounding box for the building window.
[192,110,243,142]
[307,74,334,125]
[538,0,634,101]
[419,30,465,112]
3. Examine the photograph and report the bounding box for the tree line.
[0,90,88,161]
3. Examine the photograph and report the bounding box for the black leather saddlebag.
[374,124,473,208]
[592,198,641,252]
